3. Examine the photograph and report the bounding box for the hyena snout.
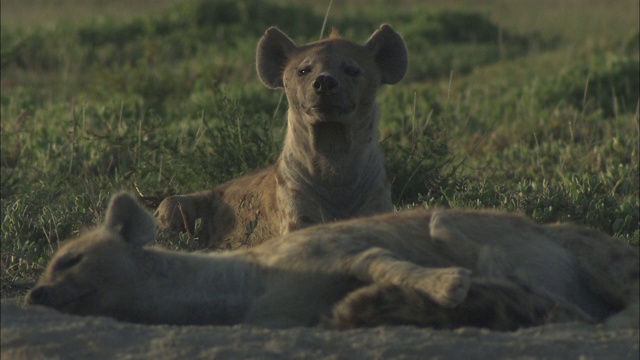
[308,73,355,115]
[313,74,339,93]
[25,285,49,305]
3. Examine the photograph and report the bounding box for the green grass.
[1,0,638,294]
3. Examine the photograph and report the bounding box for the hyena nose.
[25,286,47,305]
[313,75,339,93]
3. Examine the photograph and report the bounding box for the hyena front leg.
[325,283,453,330]
[156,190,234,246]
[156,191,213,234]
[348,247,471,308]
[326,280,594,331]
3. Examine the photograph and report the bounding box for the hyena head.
[256,25,408,155]
[25,193,156,319]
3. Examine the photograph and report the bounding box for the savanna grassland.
[1,0,638,296]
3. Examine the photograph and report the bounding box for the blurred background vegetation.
[1,0,638,292]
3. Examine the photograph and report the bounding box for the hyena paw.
[415,267,471,308]
[156,196,196,233]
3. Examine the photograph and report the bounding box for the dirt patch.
[2,303,638,359]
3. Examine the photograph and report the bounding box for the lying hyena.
[156,25,408,249]
[26,193,639,330]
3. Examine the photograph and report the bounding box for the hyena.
[156,25,408,249]
[27,193,639,330]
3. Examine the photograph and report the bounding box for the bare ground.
[1,302,638,360]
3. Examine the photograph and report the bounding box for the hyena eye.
[54,253,83,271]
[344,66,361,77]
[297,67,312,76]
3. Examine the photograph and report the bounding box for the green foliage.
[535,53,639,117]
[392,9,554,80]
[165,88,281,186]
[1,0,638,290]
[378,88,454,205]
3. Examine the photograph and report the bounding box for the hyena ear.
[104,192,156,247]
[365,24,408,85]
[256,27,298,89]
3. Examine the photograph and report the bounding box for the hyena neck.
[132,249,267,325]
[281,106,384,187]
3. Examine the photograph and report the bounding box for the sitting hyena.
[26,193,639,330]
[155,25,408,249]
